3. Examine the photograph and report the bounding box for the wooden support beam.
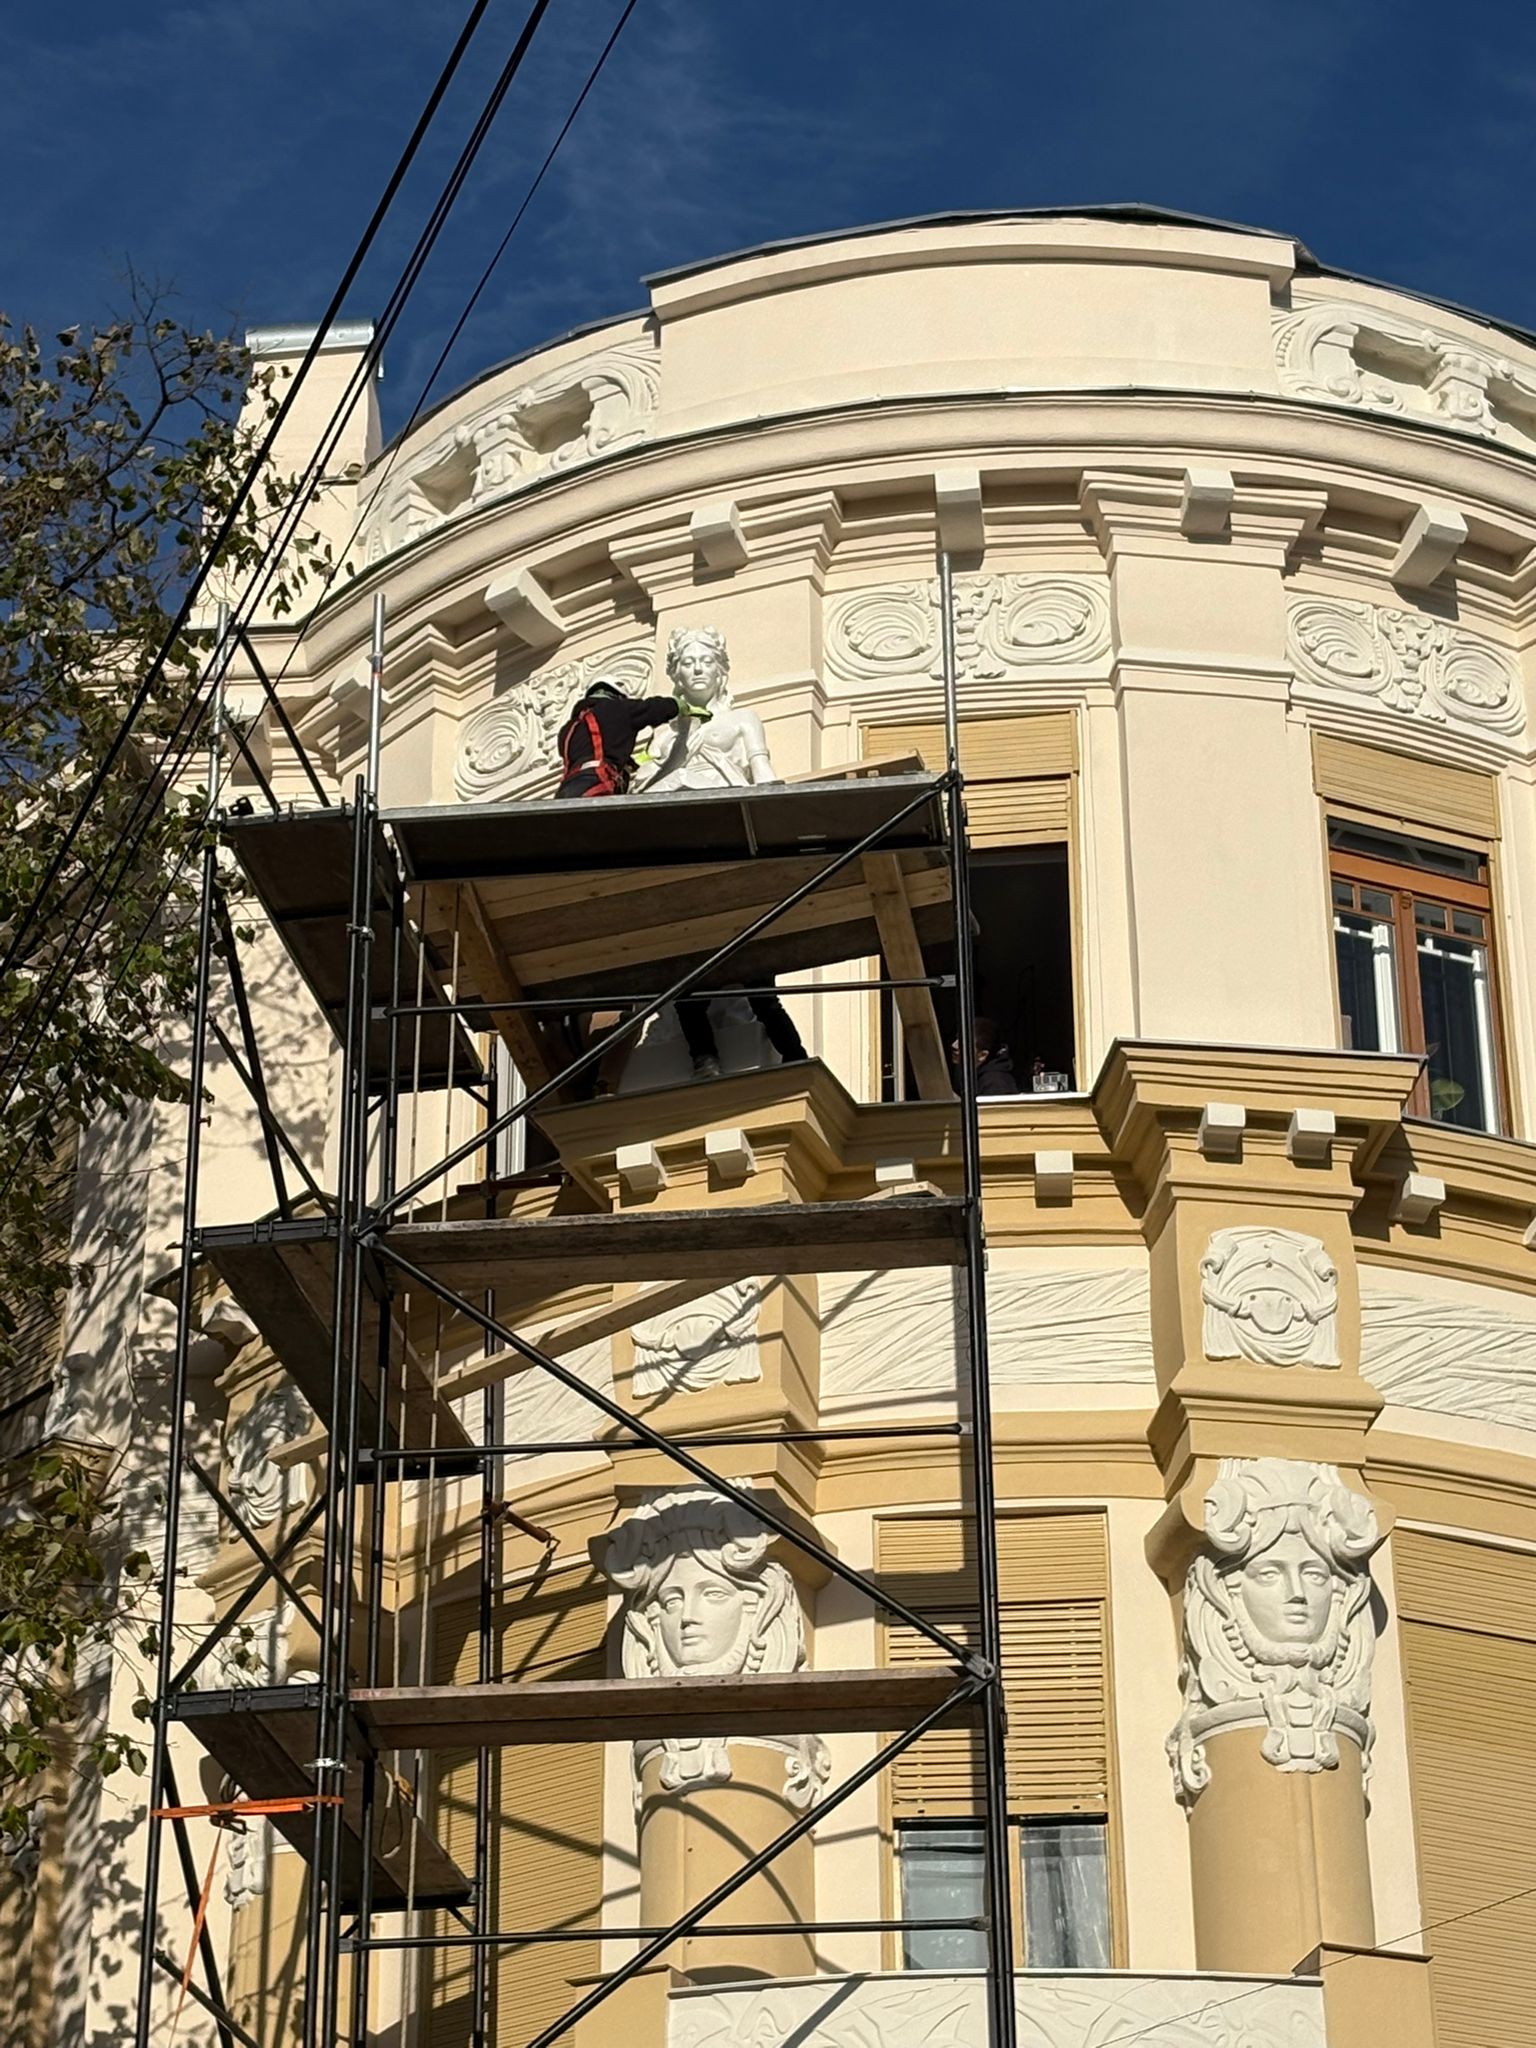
[453,880,566,1096]
[861,853,954,1102]
[436,1275,717,1404]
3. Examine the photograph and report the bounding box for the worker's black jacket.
[555,692,679,797]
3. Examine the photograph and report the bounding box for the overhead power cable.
[0,0,573,1113]
[0,0,640,1167]
[0,0,504,993]
[259,0,643,673]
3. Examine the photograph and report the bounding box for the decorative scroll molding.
[600,1490,828,1808]
[224,1383,316,1528]
[1288,596,1523,736]
[1273,296,1536,450]
[820,1267,1153,1399]
[668,1971,1326,2048]
[1168,1460,1380,1806]
[360,335,660,561]
[824,573,1109,686]
[1362,1284,1536,1433]
[1200,1227,1339,1368]
[632,1281,761,1397]
[454,639,653,802]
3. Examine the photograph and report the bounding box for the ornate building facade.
[8,208,1536,2048]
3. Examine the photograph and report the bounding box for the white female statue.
[640,627,777,791]
[601,1489,828,1805]
[1168,1458,1380,1805]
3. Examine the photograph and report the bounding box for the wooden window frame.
[1328,828,1507,1131]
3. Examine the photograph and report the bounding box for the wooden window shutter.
[1394,1532,1536,2048]
[878,1512,1111,1819]
[1311,732,1499,843]
[0,1127,78,1412]
[429,1572,608,2046]
[862,714,1078,849]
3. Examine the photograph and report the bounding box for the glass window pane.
[1419,935,1499,1133]
[1360,889,1393,918]
[1020,1819,1112,1969]
[1334,913,1400,1055]
[1415,901,1448,932]
[899,1825,986,1971]
[1332,879,1355,910]
[1452,909,1485,939]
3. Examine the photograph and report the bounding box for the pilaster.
[1081,470,1336,1048]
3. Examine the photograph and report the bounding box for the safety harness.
[560,705,625,797]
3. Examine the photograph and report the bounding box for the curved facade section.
[17,214,1536,2048]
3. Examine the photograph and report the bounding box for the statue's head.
[1200,1459,1377,1669]
[666,626,729,709]
[602,1489,803,1680]
[1169,1458,1380,1800]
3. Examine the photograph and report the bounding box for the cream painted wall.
[48,214,1536,2048]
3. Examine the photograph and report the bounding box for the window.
[879,1513,1117,1971]
[881,846,1075,1101]
[897,1816,1112,1971]
[1329,820,1504,1133]
[861,714,1081,1104]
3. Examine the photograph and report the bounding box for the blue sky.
[11,0,1536,437]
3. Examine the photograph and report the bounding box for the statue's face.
[672,641,725,708]
[1237,1531,1334,1645]
[652,1554,756,1670]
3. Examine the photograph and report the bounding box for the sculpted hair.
[666,625,730,685]
[604,1489,803,1679]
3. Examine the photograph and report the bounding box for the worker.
[554,678,681,799]
[676,989,806,1081]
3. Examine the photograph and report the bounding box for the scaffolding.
[131,556,1019,2048]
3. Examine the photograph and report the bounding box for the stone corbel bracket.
[485,566,566,652]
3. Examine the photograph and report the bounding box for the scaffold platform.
[166,1685,472,1910]
[353,1668,977,1751]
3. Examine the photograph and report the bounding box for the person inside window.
[950,1016,1017,1096]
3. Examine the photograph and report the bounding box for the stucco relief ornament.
[224,1384,316,1528]
[1200,1227,1339,1369]
[1288,597,1523,736]
[601,1490,830,1809]
[360,335,660,560]
[453,640,653,801]
[1272,297,1536,448]
[638,628,777,792]
[631,1281,761,1397]
[1168,1459,1380,1806]
[824,573,1109,685]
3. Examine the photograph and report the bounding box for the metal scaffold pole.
[132,606,232,2048]
[939,548,1018,2048]
[306,592,388,2048]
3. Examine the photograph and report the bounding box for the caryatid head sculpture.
[1168,1459,1380,1805]
[601,1490,829,1804]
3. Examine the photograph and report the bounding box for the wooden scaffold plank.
[354,1668,977,1751]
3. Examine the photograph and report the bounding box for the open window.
[880,845,1075,1100]
[1329,818,1505,1132]
[863,714,1079,1102]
